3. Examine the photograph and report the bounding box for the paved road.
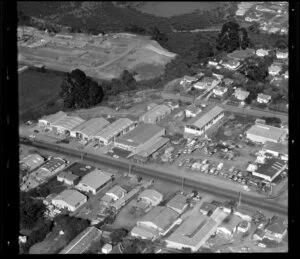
[20,138,287,216]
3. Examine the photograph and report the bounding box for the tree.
[121,70,136,87]
[248,22,260,34]
[274,39,288,50]
[244,60,268,81]
[110,228,129,245]
[197,42,214,60]
[150,27,168,45]
[216,21,250,53]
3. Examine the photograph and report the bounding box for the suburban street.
[20,138,287,216]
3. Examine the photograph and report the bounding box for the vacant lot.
[18,69,64,122]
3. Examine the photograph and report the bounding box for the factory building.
[93,118,136,145]
[38,111,67,129]
[139,104,172,124]
[51,115,85,135]
[70,117,110,141]
[246,123,287,144]
[114,123,165,153]
[184,106,224,137]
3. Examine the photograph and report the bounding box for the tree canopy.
[216,21,250,53]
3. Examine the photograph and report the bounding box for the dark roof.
[200,202,217,212]
[64,162,96,177]
[265,216,287,234]
[255,158,286,178]
[263,141,288,155]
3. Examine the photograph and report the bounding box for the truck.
[217,162,224,171]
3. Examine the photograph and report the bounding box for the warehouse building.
[114,123,165,153]
[131,206,181,240]
[51,115,85,135]
[184,106,224,136]
[262,141,288,159]
[70,117,110,141]
[134,137,169,158]
[75,169,112,195]
[252,158,287,182]
[139,104,172,124]
[52,189,87,212]
[38,111,67,129]
[165,208,228,251]
[246,123,287,144]
[20,154,45,172]
[93,118,136,145]
[59,227,102,254]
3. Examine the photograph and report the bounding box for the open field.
[18,28,176,82]
[18,69,64,122]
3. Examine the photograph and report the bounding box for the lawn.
[18,68,65,123]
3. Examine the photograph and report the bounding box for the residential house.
[166,100,179,110]
[276,50,288,59]
[237,220,251,233]
[212,72,224,80]
[185,104,202,118]
[57,171,79,185]
[180,75,198,85]
[233,205,254,221]
[213,86,228,97]
[193,77,219,90]
[257,93,271,104]
[208,60,219,67]
[216,215,241,238]
[268,63,282,76]
[256,49,269,57]
[223,78,234,87]
[140,104,172,124]
[199,202,218,216]
[20,154,45,172]
[52,190,87,212]
[283,70,288,79]
[166,193,188,214]
[264,216,287,242]
[245,16,261,22]
[222,60,241,70]
[138,189,163,206]
[105,185,127,201]
[234,88,250,101]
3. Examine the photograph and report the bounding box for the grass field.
[18,69,64,123]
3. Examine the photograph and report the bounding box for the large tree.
[216,21,250,53]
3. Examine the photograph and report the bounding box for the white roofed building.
[139,104,172,124]
[276,50,288,59]
[105,185,127,201]
[234,88,250,101]
[38,111,67,128]
[256,49,269,57]
[222,60,241,70]
[268,64,282,76]
[257,93,271,104]
[52,189,87,212]
[20,154,45,172]
[75,169,112,195]
[213,86,228,96]
[51,115,85,135]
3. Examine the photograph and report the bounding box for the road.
[20,138,287,216]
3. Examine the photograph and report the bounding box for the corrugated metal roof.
[136,137,169,158]
[59,227,102,254]
[52,115,85,131]
[166,194,187,212]
[187,106,224,130]
[41,157,66,172]
[247,124,286,142]
[141,105,171,121]
[264,141,288,155]
[255,157,286,177]
[20,154,44,169]
[39,111,67,124]
[115,123,164,148]
[72,117,109,138]
[94,118,134,141]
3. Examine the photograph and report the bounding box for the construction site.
[17,26,177,81]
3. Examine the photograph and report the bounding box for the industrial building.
[70,117,110,141]
[134,137,169,158]
[75,169,112,195]
[165,208,228,252]
[139,104,172,124]
[263,141,288,158]
[20,154,45,172]
[114,123,165,153]
[246,123,287,143]
[52,189,87,212]
[38,111,67,128]
[93,118,136,145]
[59,227,102,254]
[51,115,85,135]
[138,189,164,206]
[184,106,224,136]
[252,158,287,182]
[131,206,181,240]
